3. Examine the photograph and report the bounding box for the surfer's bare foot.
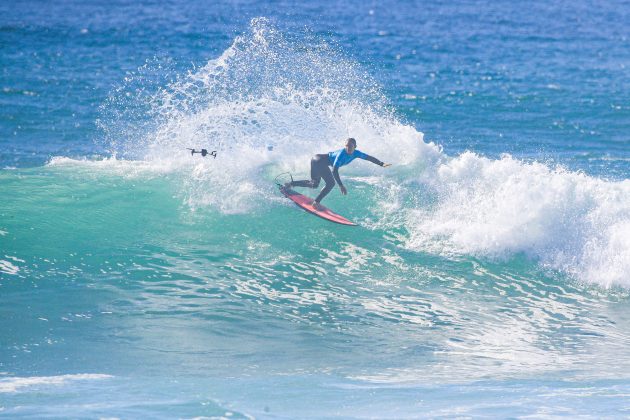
[284,182,292,189]
[312,201,323,210]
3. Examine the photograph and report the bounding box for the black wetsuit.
[291,152,384,203]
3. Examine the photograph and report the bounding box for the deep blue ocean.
[1,1,630,418]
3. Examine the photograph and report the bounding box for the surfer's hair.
[347,138,357,146]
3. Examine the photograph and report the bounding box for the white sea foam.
[0,259,19,276]
[400,152,630,288]
[0,374,112,393]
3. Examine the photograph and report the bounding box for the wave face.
[85,18,630,288]
[2,12,630,419]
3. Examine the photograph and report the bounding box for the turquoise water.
[1,1,630,418]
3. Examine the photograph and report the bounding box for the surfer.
[286,138,391,209]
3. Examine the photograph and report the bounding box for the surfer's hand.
[382,163,392,167]
[340,185,347,195]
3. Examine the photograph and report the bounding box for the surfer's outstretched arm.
[358,152,390,167]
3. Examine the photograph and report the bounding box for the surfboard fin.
[274,172,294,187]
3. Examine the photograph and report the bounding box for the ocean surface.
[2,1,630,418]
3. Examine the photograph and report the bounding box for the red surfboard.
[279,185,357,226]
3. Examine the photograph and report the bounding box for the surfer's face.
[345,141,356,154]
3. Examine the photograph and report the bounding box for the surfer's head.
[345,137,357,154]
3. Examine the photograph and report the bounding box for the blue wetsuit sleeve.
[356,150,384,166]
[355,150,368,159]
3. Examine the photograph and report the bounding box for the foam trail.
[0,374,113,393]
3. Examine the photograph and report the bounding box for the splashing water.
[98,17,438,212]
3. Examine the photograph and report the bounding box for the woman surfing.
[286,137,391,209]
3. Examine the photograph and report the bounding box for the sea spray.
[98,17,436,212]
